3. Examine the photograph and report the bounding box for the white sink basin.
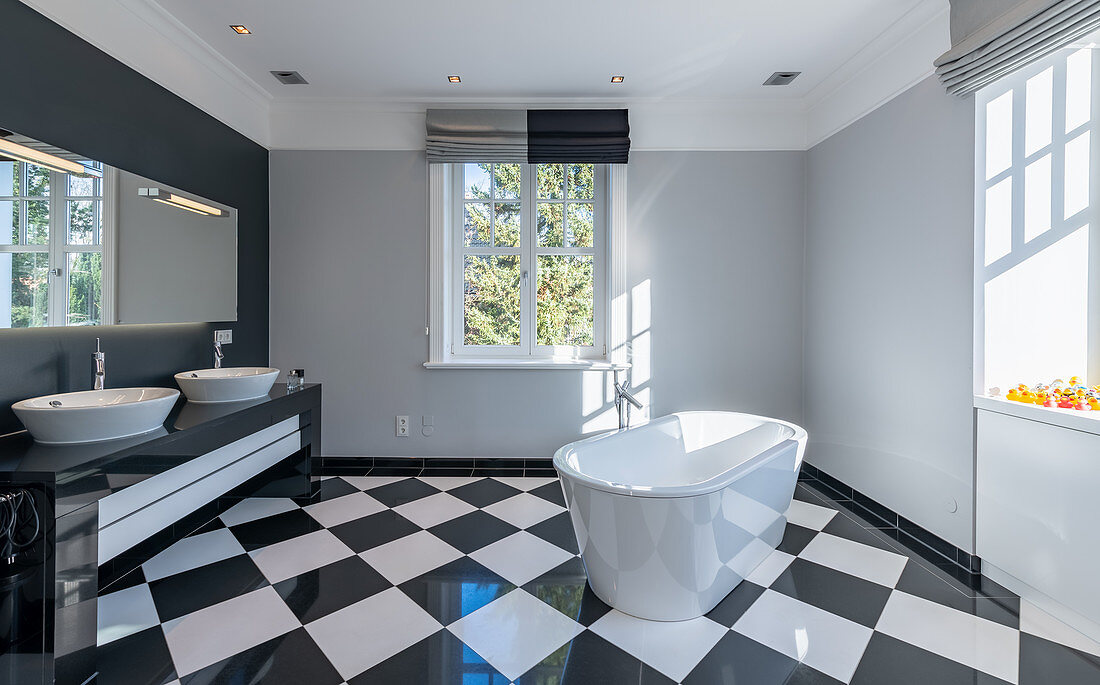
[12,388,180,445]
[174,367,280,404]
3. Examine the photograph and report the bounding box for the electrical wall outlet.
[396,415,409,437]
[214,329,233,344]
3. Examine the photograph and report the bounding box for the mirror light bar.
[138,187,228,217]
[0,138,101,177]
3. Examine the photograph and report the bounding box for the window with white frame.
[976,44,1098,392]
[429,162,618,364]
[0,159,111,328]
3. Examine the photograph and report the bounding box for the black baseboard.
[313,456,556,478]
[799,462,981,575]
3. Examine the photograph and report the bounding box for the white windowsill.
[424,358,631,371]
[974,395,1100,437]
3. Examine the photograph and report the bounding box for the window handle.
[522,270,529,288]
[49,268,62,278]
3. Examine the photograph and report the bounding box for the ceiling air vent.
[763,71,801,86]
[271,70,308,85]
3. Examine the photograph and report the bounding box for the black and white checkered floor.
[97,475,1100,684]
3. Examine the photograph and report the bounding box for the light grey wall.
[269,150,806,457]
[804,76,976,550]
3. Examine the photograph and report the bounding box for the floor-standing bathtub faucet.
[92,338,105,390]
[613,369,643,429]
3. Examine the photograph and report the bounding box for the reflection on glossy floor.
[96,474,1100,684]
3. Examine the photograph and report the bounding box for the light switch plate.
[214,329,233,344]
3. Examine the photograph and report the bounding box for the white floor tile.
[589,609,728,681]
[1020,599,1100,658]
[162,586,299,677]
[448,589,583,681]
[142,528,245,582]
[97,583,160,646]
[492,476,558,492]
[469,531,575,586]
[306,587,441,680]
[341,476,407,491]
[249,529,355,584]
[359,530,464,585]
[733,589,873,682]
[393,491,477,528]
[798,532,907,587]
[304,491,387,527]
[744,549,795,587]
[418,476,484,490]
[785,499,837,531]
[219,497,299,527]
[481,492,564,529]
[876,590,1020,684]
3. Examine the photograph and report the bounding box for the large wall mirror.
[0,128,237,328]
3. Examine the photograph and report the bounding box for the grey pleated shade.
[935,0,1100,96]
[425,109,630,163]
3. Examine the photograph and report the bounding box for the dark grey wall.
[804,76,976,550]
[0,0,269,435]
[269,150,806,457]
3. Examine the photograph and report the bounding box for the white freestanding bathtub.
[553,411,807,621]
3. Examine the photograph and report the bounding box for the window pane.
[464,163,491,199]
[493,164,520,200]
[568,164,594,199]
[567,203,594,247]
[1065,131,1090,219]
[537,164,564,199]
[537,254,594,346]
[494,202,520,247]
[537,203,563,247]
[2,252,49,328]
[1,201,14,245]
[68,200,98,245]
[463,202,491,247]
[67,252,101,325]
[1024,154,1052,242]
[25,164,49,197]
[25,200,49,245]
[0,159,14,195]
[986,91,1013,180]
[1025,67,1053,155]
[464,255,521,346]
[68,173,94,197]
[1066,48,1092,133]
[985,177,1012,265]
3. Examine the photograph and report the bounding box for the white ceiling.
[158,0,927,102]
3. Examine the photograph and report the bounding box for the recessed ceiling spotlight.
[610,75,625,83]
[448,75,462,83]
[230,25,251,34]
[763,71,801,86]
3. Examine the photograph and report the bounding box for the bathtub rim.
[553,410,807,499]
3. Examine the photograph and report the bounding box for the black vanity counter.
[0,383,321,515]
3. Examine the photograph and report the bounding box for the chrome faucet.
[92,338,105,390]
[614,369,643,430]
[213,340,224,369]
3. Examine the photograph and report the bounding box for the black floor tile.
[705,579,766,627]
[364,478,439,507]
[777,523,817,556]
[97,626,177,685]
[228,509,322,551]
[274,555,391,624]
[529,481,566,506]
[190,517,227,535]
[398,556,515,625]
[784,663,846,684]
[448,479,524,508]
[820,513,903,554]
[522,557,611,627]
[683,630,797,684]
[526,511,580,555]
[518,630,673,685]
[349,628,504,684]
[329,509,422,553]
[315,477,359,502]
[1019,633,1100,685]
[148,554,268,622]
[851,633,1010,685]
[894,562,1019,629]
[428,510,521,553]
[179,627,343,685]
[771,558,892,628]
[102,566,147,594]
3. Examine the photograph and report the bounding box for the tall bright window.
[0,158,110,328]
[977,45,1098,392]
[448,162,607,360]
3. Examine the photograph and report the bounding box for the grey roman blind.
[425,109,528,163]
[935,0,1100,95]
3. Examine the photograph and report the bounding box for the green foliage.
[66,252,102,325]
